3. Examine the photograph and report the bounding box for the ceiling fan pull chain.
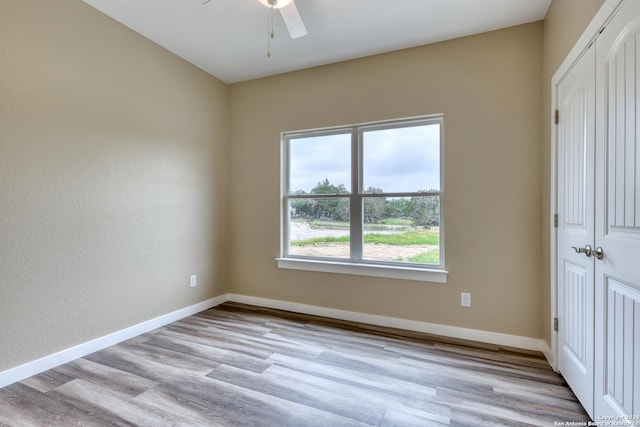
[267,5,274,57]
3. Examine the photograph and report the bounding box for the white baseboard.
[542,340,556,371]
[1,292,550,389]
[0,296,226,389]
[227,294,547,353]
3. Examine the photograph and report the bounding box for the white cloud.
[288,124,440,194]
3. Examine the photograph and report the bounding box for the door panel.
[602,278,640,414]
[557,44,596,417]
[595,0,640,418]
[564,261,589,369]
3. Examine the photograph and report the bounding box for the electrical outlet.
[461,292,471,307]
[190,274,197,288]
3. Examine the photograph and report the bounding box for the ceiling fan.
[257,0,308,40]
[204,0,308,54]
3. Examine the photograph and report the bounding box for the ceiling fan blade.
[279,0,307,39]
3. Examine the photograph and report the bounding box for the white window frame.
[277,115,448,283]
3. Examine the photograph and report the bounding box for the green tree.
[408,191,440,227]
[309,178,348,220]
[385,198,411,218]
[363,187,385,223]
[310,178,348,195]
[290,190,311,218]
[290,198,316,218]
[333,199,350,221]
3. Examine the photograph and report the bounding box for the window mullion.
[282,136,290,258]
[350,127,362,261]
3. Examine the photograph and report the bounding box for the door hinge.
[554,317,559,332]
[554,214,558,228]
[554,109,559,125]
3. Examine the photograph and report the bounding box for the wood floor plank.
[48,379,172,427]
[434,385,587,426]
[265,363,448,424]
[207,363,386,425]
[0,382,114,427]
[315,349,482,393]
[492,376,580,400]
[151,374,370,426]
[268,352,441,400]
[139,335,273,374]
[0,303,589,426]
[83,345,216,385]
[167,321,325,359]
[132,387,226,427]
[52,358,158,398]
[156,327,275,360]
[18,370,74,394]
[449,408,541,427]
[492,386,586,413]
[397,353,562,393]
[381,408,450,427]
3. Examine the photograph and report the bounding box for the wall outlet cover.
[461,292,471,307]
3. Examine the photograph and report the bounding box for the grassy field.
[407,249,440,264]
[377,218,414,226]
[299,219,415,231]
[291,229,439,246]
[305,220,350,229]
[290,221,440,264]
[364,230,439,245]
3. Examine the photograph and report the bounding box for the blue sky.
[289,124,440,194]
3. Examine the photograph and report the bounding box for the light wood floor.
[0,302,589,426]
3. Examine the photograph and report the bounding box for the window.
[279,116,446,282]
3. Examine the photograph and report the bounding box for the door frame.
[550,0,625,371]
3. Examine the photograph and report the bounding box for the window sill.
[276,258,448,283]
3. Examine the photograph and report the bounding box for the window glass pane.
[288,198,350,259]
[362,123,440,193]
[289,133,351,195]
[362,196,440,265]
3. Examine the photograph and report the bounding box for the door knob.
[572,244,592,257]
[593,246,604,260]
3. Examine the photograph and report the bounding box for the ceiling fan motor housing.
[258,0,293,9]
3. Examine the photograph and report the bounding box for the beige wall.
[229,23,544,339]
[0,0,229,371]
[541,0,606,345]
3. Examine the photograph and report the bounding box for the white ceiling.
[82,0,552,84]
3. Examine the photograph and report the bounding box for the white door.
[594,0,640,417]
[557,44,596,418]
